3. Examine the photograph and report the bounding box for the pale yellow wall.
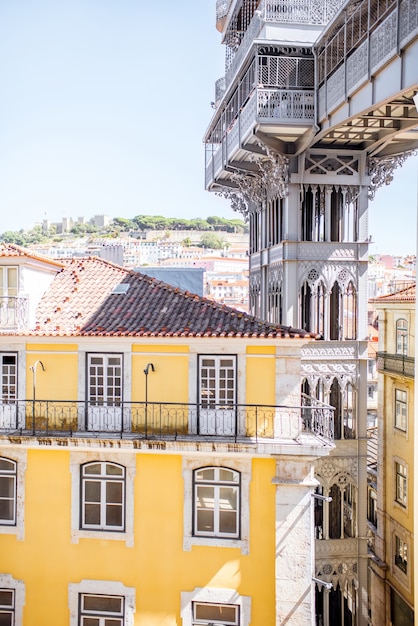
[131,346,189,403]
[26,345,78,400]
[0,448,276,625]
[245,346,275,406]
[378,304,415,609]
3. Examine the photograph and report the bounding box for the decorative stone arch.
[249,271,261,318]
[267,263,283,324]
[299,263,357,293]
[314,467,358,541]
[298,264,357,339]
[316,559,358,589]
[314,561,358,626]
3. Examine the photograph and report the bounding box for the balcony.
[376,352,415,379]
[205,89,314,189]
[0,399,334,446]
[250,241,368,269]
[0,296,28,332]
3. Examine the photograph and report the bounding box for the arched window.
[396,319,408,355]
[343,281,356,339]
[0,458,16,525]
[343,383,356,439]
[300,281,312,331]
[330,187,343,242]
[301,187,314,241]
[330,281,341,340]
[268,280,282,324]
[193,467,240,538]
[81,461,125,531]
[328,481,357,539]
[330,378,342,440]
[249,273,261,318]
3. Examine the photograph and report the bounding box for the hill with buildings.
[0,214,248,247]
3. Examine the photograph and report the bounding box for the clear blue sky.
[0,0,416,256]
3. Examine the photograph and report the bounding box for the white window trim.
[181,587,251,626]
[394,388,408,432]
[0,574,25,626]
[68,579,135,626]
[188,351,247,437]
[0,449,26,541]
[391,525,412,592]
[70,451,135,546]
[394,458,408,510]
[183,457,251,555]
[81,461,125,532]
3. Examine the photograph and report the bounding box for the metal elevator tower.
[203,1,418,624]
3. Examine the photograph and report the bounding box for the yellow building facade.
[369,285,415,625]
[0,246,333,625]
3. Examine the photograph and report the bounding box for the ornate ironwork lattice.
[368,151,417,200]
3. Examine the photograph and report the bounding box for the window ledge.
[184,535,249,555]
[71,529,134,547]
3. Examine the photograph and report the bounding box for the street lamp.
[143,363,155,437]
[29,360,45,434]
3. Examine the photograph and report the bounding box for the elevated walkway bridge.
[204,0,418,193]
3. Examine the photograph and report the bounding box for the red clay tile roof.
[0,243,64,267]
[31,256,315,339]
[370,283,416,303]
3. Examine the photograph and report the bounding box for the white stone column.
[324,488,330,541]
[273,458,318,626]
[324,587,330,626]
[325,186,332,242]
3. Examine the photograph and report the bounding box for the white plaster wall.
[274,457,317,625]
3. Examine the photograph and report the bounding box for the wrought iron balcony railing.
[0,399,334,444]
[376,352,415,379]
[205,88,314,186]
[216,0,232,23]
[0,296,28,331]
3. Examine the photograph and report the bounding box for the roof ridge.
[0,242,65,267]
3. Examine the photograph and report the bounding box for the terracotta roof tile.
[370,284,416,303]
[0,243,64,267]
[29,256,315,339]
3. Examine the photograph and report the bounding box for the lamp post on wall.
[143,363,155,437]
[29,360,45,435]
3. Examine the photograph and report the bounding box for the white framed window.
[198,355,237,436]
[395,462,407,507]
[79,593,124,625]
[367,487,377,527]
[395,535,408,574]
[192,601,239,625]
[69,580,135,626]
[0,458,16,525]
[87,354,123,432]
[0,354,18,431]
[394,389,407,431]
[70,452,135,546]
[396,319,408,355]
[0,267,18,297]
[88,354,122,407]
[0,588,14,626]
[181,588,251,626]
[199,355,236,408]
[0,575,24,626]
[0,354,17,404]
[0,450,26,540]
[81,462,125,531]
[193,467,240,539]
[183,457,250,554]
